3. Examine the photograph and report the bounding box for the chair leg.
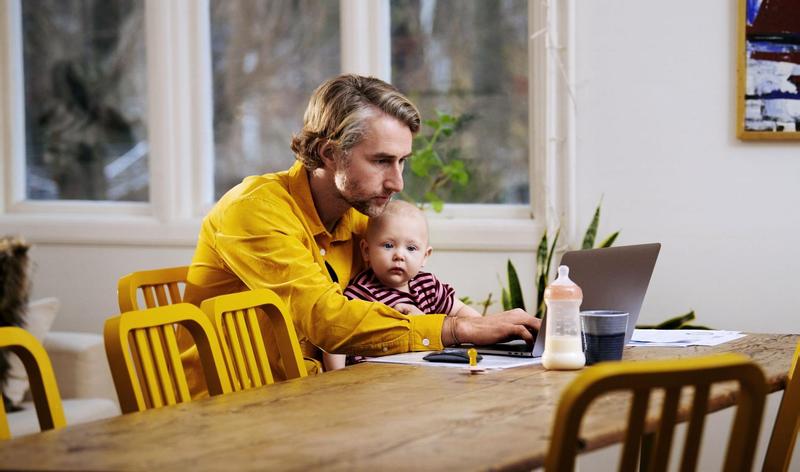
[640,432,655,472]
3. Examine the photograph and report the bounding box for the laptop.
[473,243,661,357]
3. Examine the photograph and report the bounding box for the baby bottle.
[541,265,585,370]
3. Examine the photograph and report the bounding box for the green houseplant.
[400,111,470,212]
[498,201,705,328]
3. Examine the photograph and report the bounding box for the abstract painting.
[737,0,800,139]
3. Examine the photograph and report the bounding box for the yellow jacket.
[182,161,445,394]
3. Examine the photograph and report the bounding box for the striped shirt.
[344,268,455,315]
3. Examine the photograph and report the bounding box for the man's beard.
[334,170,390,218]
[349,195,389,217]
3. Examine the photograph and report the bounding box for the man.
[183,74,539,390]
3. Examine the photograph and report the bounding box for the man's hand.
[395,303,424,315]
[442,308,540,346]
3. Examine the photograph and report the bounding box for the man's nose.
[384,162,403,193]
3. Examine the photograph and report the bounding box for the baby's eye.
[407,245,418,252]
[382,242,394,249]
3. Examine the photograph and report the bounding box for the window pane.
[391,0,529,204]
[21,0,148,201]
[211,1,340,199]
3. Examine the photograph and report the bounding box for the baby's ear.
[360,239,370,264]
[422,246,433,266]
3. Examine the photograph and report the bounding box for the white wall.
[27,244,195,333]
[575,0,800,333]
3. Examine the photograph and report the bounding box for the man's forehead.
[359,114,412,154]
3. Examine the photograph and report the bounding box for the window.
[390,0,529,205]
[210,1,340,199]
[1,0,572,249]
[21,0,148,201]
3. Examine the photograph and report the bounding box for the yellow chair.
[117,266,189,312]
[0,327,66,439]
[545,354,767,472]
[201,289,307,392]
[117,266,191,398]
[763,340,800,471]
[104,304,231,414]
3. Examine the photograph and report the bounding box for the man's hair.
[366,200,429,242]
[290,74,420,170]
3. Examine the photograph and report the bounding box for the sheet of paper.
[364,351,542,370]
[629,329,746,347]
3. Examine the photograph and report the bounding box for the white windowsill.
[0,211,543,251]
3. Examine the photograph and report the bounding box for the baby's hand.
[395,303,424,315]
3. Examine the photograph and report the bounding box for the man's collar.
[286,161,356,241]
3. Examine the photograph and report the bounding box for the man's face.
[332,113,412,217]
[361,214,432,290]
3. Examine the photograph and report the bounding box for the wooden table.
[0,333,796,471]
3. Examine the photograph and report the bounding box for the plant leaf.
[545,229,560,278]
[437,111,456,127]
[507,260,526,311]
[424,191,444,213]
[410,148,437,177]
[501,287,511,311]
[536,231,548,269]
[679,324,711,330]
[480,292,493,316]
[582,202,601,249]
[597,231,619,248]
[654,310,696,329]
[442,160,469,186]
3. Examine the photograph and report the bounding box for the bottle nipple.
[554,266,571,284]
[544,265,582,300]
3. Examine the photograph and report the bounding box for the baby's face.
[362,214,432,290]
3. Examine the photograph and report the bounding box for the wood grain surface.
[0,333,796,471]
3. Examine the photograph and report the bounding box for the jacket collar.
[286,161,356,242]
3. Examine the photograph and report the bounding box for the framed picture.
[737,0,800,140]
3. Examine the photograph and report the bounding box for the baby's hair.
[366,200,429,241]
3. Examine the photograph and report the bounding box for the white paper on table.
[629,329,746,347]
[364,351,542,370]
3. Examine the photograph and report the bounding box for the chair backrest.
[0,327,66,439]
[104,303,231,414]
[545,353,768,472]
[763,340,800,472]
[201,289,307,392]
[117,266,189,312]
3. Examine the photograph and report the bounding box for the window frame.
[0,0,576,251]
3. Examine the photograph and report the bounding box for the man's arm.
[214,197,446,356]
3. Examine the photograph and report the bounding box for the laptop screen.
[560,243,660,344]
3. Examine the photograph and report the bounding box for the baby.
[324,200,481,371]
